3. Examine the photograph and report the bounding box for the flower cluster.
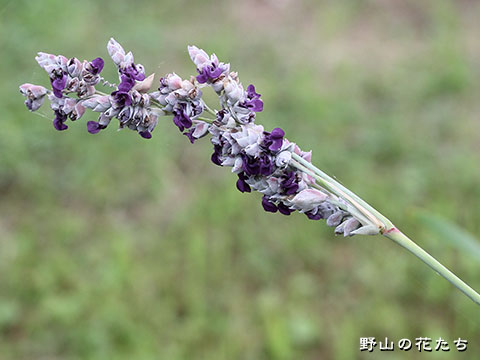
[19,38,377,237]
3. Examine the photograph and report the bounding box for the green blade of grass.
[416,211,480,262]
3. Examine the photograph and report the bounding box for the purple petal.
[90,57,104,74]
[139,131,152,139]
[51,74,67,98]
[118,75,136,92]
[196,68,208,84]
[268,139,283,151]
[262,196,278,213]
[211,145,222,166]
[247,84,261,99]
[87,121,102,134]
[53,118,68,131]
[306,211,323,220]
[236,173,251,193]
[247,99,263,112]
[277,203,293,215]
[271,128,285,139]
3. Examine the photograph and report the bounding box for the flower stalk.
[19,38,480,306]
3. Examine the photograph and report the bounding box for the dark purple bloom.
[281,171,299,195]
[263,127,285,152]
[246,84,261,99]
[236,172,251,193]
[139,131,152,139]
[277,203,294,215]
[244,98,263,112]
[196,64,223,84]
[87,121,106,134]
[211,144,223,165]
[305,211,323,220]
[118,74,136,92]
[117,64,145,92]
[172,109,192,132]
[262,196,278,213]
[89,57,104,75]
[51,74,67,98]
[259,154,274,176]
[239,84,263,112]
[241,154,274,176]
[53,110,68,131]
[241,154,260,176]
[111,91,132,108]
[121,64,145,81]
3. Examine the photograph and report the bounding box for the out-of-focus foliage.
[1,0,479,359]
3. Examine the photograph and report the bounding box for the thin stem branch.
[384,229,480,305]
[197,116,215,124]
[203,102,217,116]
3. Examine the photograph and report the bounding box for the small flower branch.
[19,38,480,305]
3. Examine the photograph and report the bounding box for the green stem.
[291,152,393,230]
[384,229,480,306]
[290,154,480,305]
[197,116,215,124]
[203,102,217,116]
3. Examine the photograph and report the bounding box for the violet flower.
[19,38,480,306]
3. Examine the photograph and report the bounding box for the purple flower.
[236,172,251,193]
[51,74,67,98]
[281,171,299,195]
[172,109,192,132]
[122,64,145,81]
[211,144,223,166]
[117,64,145,92]
[196,64,224,84]
[89,57,104,75]
[118,74,136,92]
[263,128,285,151]
[277,202,294,215]
[247,84,260,99]
[87,121,106,134]
[110,91,132,108]
[53,110,68,131]
[139,130,152,139]
[259,154,274,176]
[305,211,323,220]
[240,84,263,112]
[241,154,260,176]
[262,196,278,213]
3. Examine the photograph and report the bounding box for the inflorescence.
[20,38,380,237]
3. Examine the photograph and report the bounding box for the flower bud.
[133,73,155,93]
[187,45,210,69]
[67,57,83,77]
[107,38,126,67]
[82,95,111,112]
[291,189,328,211]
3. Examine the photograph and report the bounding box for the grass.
[1,0,480,359]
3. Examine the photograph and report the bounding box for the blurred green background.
[1,0,480,359]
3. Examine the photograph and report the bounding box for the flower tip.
[87,121,102,134]
[133,73,155,93]
[139,131,152,139]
